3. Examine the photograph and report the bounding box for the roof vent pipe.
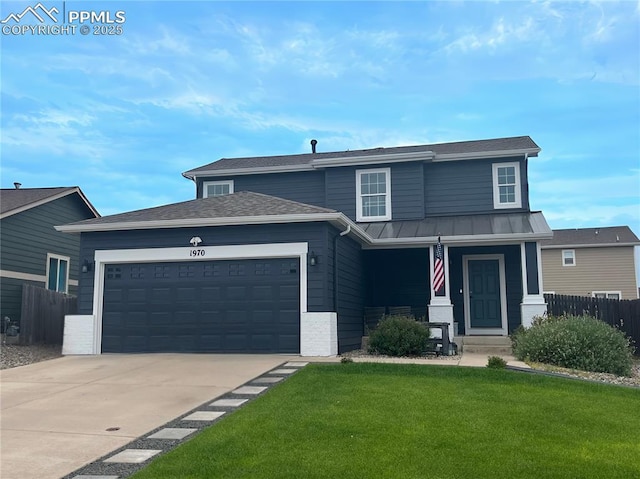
[310,139,317,154]
[13,182,21,189]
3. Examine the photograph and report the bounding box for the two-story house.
[1,186,99,329]
[58,136,552,356]
[541,226,640,299]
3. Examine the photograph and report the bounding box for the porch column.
[520,242,547,328]
[428,242,454,340]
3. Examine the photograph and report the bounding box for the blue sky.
[1,1,639,239]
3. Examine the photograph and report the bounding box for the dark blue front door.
[468,259,502,329]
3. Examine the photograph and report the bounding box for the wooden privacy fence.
[544,294,640,350]
[19,284,77,345]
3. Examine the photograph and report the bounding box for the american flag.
[433,237,444,293]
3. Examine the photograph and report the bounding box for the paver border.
[63,361,308,479]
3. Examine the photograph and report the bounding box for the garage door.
[102,258,300,353]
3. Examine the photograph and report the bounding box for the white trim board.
[90,242,309,355]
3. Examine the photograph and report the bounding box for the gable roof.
[0,187,100,219]
[541,226,640,248]
[56,190,552,245]
[57,191,336,230]
[183,135,540,178]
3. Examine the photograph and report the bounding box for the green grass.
[133,364,640,479]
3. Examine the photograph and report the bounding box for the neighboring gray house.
[541,226,640,299]
[58,136,552,356]
[0,186,99,328]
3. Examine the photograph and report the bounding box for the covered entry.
[102,258,300,353]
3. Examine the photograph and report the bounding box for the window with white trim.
[492,162,522,209]
[356,168,391,222]
[46,254,70,293]
[592,291,621,300]
[203,180,234,198]
[562,249,575,267]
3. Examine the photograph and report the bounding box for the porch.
[361,243,546,340]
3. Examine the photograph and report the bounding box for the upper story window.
[356,168,391,222]
[492,162,522,209]
[203,180,234,198]
[562,249,575,266]
[47,253,69,293]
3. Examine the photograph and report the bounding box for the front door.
[464,255,507,335]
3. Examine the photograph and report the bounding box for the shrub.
[487,356,507,369]
[368,315,430,357]
[511,314,634,376]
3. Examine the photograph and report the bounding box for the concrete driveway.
[0,353,289,479]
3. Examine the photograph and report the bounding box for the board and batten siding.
[541,246,639,299]
[197,171,326,207]
[424,157,529,216]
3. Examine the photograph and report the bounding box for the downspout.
[333,224,351,311]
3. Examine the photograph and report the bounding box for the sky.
[1,1,639,237]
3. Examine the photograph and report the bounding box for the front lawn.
[133,364,640,479]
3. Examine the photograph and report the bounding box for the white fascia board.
[310,150,434,167]
[363,231,554,249]
[182,164,314,179]
[1,187,99,220]
[541,242,640,249]
[56,212,349,233]
[433,148,540,162]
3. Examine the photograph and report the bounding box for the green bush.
[368,315,430,357]
[487,356,507,369]
[511,314,634,376]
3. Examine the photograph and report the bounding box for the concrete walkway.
[0,354,289,479]
[0,352,526,479]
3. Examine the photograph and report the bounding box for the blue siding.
[0,194,95,324]
[326,163,424,222]
[525,242,539,294]
[197,171,325,207]
[425,157,528,216]
[329,226,364,353]
[363,249,430,319]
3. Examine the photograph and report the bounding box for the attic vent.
[310,139,317,154]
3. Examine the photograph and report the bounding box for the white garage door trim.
[91,242,308,355]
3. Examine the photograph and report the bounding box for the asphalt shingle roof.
[67,191,336,226]
[185,136,539,175]
[0,187,77,215]
[541,226,640,246]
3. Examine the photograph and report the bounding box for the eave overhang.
[56,211,553,248]
[182,147,539,180]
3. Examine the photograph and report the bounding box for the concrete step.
[455,336,512,355]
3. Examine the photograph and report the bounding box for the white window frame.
[562,249,576,267]
[356,167,392,222]
[203,180,234,198]
[592,291,621,300]
[492,162,522,209]
[46,253,70,293]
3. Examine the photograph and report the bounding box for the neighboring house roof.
[183,136,540,178]
[0,187,100,219]
[57,191,552,246]
[541,226,640,248]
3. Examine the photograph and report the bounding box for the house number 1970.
[189,249,205,257]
